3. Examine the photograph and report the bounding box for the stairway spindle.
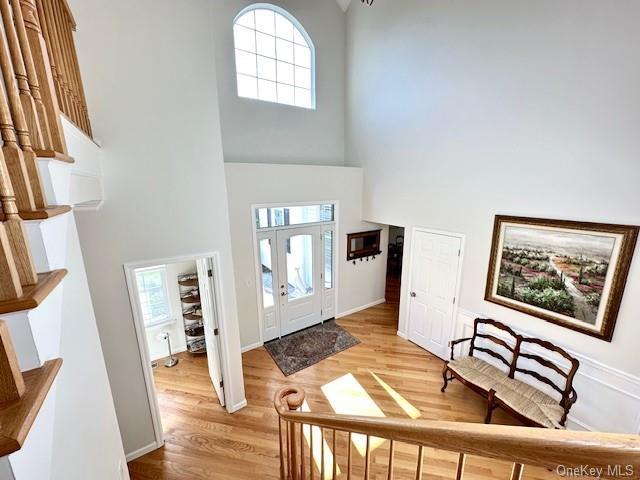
[346,432,351,480]
[364,435,370,480]
[455,453,465,480]
[0,8,45,210]
[0,0,42,149]
[510,463,524,480]
[300,423,305,480]
[331,430,336,480]
[11,0,52,150]
[387,440,395,480]
[415,445,424,480]
[20,0,67,155]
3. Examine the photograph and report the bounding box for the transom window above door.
[256,204,334,229]
[233,4,315,109]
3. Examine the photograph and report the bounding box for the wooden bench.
[441,318,579,429]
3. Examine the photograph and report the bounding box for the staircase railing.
[275,386,640,480]
[37,0,91,139]
[0,0,87,303]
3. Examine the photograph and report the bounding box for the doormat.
[264,321,360,376]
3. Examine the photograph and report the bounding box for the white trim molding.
[241,342,263,353]
[125,441,161,463]
[455,308,640,434]
[228,399,248,414]
[336,298,386,319]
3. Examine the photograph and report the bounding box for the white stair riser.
[24,215,70,272]
[37,160,70,206]
[2,287,64,372]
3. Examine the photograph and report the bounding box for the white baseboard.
[241,342,263,353]
[336,298,386,319]
[126,441,161,462]
[228,399,247,413]
[396,330,408,340]
[149,345,187,362]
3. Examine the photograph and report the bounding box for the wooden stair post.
[0,320,25,403]
[0,0,43,150]
[0,66,35,213]
[18,0,67,157]
[11,0,52,151]
[0,5,47,210]
[0,145,37,287]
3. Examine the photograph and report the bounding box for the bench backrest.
[469,317,580,411]
[513,337,580,410]
[469,318,520,373]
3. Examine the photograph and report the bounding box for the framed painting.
[485,215,638,341]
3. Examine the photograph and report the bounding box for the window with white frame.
[233,4,315,109]
[135,266,172,327]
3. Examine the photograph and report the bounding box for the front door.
[408,230,462,359]
[276,226,323,336]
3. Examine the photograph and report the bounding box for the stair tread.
[34,149,75,164]
[0,270,68,314]
[0,359,62,457]
[18,205,72,221]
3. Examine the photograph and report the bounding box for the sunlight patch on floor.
[369,370,421,419]
[301,401,340,479]
[321,373,386,456]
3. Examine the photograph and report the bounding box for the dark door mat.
[264,320,360,376]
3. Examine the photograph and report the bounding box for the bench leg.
[485,389,496,424]
[441,363,450,393]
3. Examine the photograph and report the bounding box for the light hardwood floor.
[128,303,556,480]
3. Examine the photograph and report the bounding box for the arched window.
[233,4,315,109]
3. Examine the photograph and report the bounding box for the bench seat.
[449,356,564,428]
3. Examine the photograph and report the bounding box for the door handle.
[281,292,288,296]
[410,291,417,297]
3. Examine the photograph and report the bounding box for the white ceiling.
[335,0,352,12]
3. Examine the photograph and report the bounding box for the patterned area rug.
[264,321,360,376]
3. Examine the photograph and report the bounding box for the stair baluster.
[0,1,46,209]
[19,0,67,156]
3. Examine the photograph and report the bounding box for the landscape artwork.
[485,216,638,341]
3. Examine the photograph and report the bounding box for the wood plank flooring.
[128,303,556,480]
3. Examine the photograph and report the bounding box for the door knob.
[410,291,417,297]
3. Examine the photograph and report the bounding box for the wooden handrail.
[275,387,640,479]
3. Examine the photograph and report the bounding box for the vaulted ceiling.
[335,0,352,12]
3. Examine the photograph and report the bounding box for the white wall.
[69,0,246,456]
[142,261,196,361]
[225,163,387,348]
[213,0,346,165]
[51,215,129,480]
[346,0,640,383]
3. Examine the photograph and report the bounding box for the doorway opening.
[125,253,228,455]
[253,202,338,343]
[385,225,405,325]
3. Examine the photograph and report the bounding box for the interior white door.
[408,230,461,359]
[276,226,322,336]
[197,258,225,406]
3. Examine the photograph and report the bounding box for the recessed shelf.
[183,313,203,321]
[0,359,62,457]
[178,278,198,287]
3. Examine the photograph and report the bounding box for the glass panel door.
[277,226,322,336]
[286,234,314,299]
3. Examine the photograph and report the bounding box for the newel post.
[274,387,305,480]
